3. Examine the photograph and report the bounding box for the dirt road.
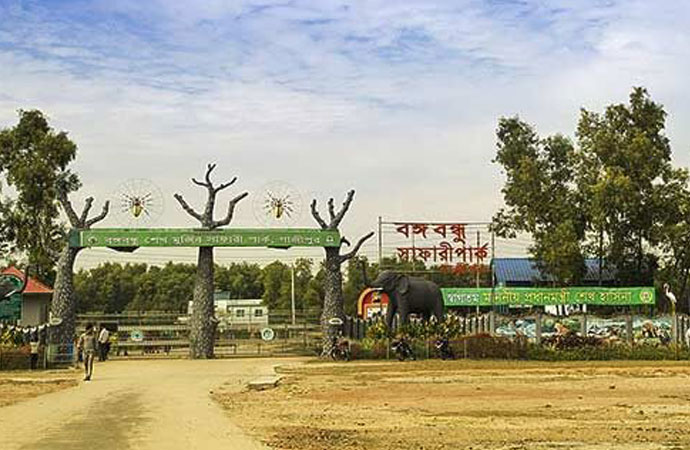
[0,358,292,450]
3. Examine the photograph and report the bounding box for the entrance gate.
[65,227,340,358]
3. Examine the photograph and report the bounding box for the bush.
[0,345,30,370]
[350,334,690,361]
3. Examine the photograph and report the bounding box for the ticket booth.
[356,288,390,319]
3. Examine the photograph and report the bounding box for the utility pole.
[291,263,296,326]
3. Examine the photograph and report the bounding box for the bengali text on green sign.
[69,228,341,248]
[442,287,655,307]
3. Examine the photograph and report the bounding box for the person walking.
[98,325,110,361]
[78,323,97,381]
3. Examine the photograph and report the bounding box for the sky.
[0,0,689,268]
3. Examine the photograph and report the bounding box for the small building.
[187,292,269,329]
[357,288,390,319]
[0,267,53,326]
[493,258,615,287]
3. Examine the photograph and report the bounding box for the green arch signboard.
[68,228,340,250]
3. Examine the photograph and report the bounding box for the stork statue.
[664,283,677,307]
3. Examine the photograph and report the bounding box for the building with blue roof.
[493,258,615,287]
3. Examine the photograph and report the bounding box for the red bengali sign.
[393,222,489,264]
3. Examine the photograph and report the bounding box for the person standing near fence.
[98,326,110,361]
[29,337,40,370]
[78,323,97,381]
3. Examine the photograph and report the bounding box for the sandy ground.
[216,359,690,450]
[0,358,296,450]
[0,370,79,407]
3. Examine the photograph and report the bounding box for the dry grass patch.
[215,359,690,450]
[0,369,79,407]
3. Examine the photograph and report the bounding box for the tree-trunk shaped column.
[50,192,109,346]
[174,163,248,359]
[311,190,374,357]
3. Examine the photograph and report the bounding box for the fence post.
[625,313,633,345]
[535,310,542,345]
[581,312,587,337]
[489,311,496,336]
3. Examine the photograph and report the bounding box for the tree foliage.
[0,110,80,281]
[494,87,690,310]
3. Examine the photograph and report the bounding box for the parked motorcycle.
[391,337,415,361]
[434,337,454,360]
[329,335,351,361]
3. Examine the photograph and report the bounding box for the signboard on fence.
[69,228,341,249]
[442,287,656,307]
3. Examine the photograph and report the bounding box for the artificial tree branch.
[204,163,216,186]
[79,197,94,225]
[191,164,218,190]
[340,231,375,261]
[213,192,249,228]
[331,190,355,228]
[174,193,203,223]
[214,177,237,194]
[191,178,207,188]
[310,199,329,229]
[327,198,336,222]
[85,201,110,228]
[57,190,80,228]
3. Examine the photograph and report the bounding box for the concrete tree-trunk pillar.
[189,246,216,359]
[174,163,248,359]
[49,245,81,346]
[49,193,109,349]
[311,191,374,358]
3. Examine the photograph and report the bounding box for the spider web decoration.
[111,179,165,227]
[252,181,303,227]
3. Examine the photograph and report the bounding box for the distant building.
[187,291,268,329]
[0,266,53,326]
[493,258,615,287]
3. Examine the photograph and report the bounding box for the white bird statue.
[664,283,677,305]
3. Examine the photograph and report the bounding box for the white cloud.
[0,0,689,267]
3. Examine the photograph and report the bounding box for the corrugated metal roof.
[494,258,615,285]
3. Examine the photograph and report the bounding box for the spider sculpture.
[121,193,153,219]
[264,192,295,220]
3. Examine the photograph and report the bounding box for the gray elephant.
[371,270,444,329]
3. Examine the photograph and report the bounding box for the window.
[226,305,232,313]
[254,309,263,317]
[235,309,245,318]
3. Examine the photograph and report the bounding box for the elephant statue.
[370,270,444,329]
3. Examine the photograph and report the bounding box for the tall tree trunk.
[321,248,344,357]
[310,191,374,358]
[189,247,216,358]
[49,245,81,346]
[174,164,248,359]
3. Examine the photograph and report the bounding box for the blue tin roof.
[494,258,615,285]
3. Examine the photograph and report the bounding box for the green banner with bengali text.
[69,228,341,248]
[442,287,655,307]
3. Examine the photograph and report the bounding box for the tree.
[577,87,673,285]
[493,88,679,291]
[493,118,586,285]
[51,186,109,344]
[311,190,374,356]
[0,110,81,282]
[654,168,690,312]
[174,163,248,358]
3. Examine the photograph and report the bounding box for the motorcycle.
[434,337,454,360]
[329,335,351,361]
[391,337,415,361]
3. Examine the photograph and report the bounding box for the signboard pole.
[291,264,296,326]
[377,216,382,266]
